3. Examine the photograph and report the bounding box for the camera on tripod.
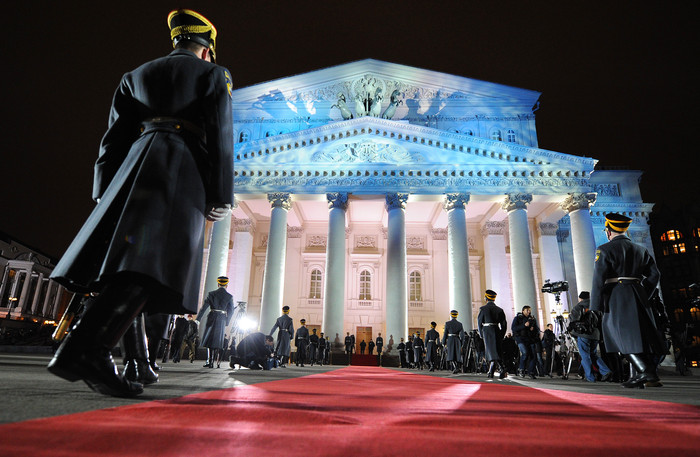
[541,280,569,294]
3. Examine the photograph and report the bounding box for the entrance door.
[356,326,372,354]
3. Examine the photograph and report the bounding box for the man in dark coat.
[47,9,233,397]
[406,336,414,368]
[294,319,309,367]
[442,310,465,374]
[360,340,367,354]
[230,333,275,370]
[478,290,508,379]
[570,291,612,383]
[413,331,425,370]
[182,314,199,362]
[318,332,326,366]
[425,323,440,372]
[197,276,234,368]
[169,315,189,363]
[376,333,384,356]
[397,337,407,368]
[590,213,664,388]
[368,339,375,355]
[270,306,294,367]
[309,328,319,366]
[542,323,556,376]
[344,332,353,365]
[512,306,538,379]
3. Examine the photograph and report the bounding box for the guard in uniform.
[47,9,233,397]
[318,332,326,365]
[196,276,234,368]
[397,337,407,368]
[413,331,425,370]
[376,333,384,356]
[590,213,664,388]
[309,328,319,366]
[425,322,440,372]
[344,332,353,365]
[270,306,294,367]
[478,290,508,379]
[295,319,310,366]
[442,310,465,373]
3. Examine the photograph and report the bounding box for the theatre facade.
[207,59,653,349]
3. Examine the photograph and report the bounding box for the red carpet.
[2,366,699,456]
[351,353,378,366]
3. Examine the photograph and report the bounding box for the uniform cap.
[485,289,497,301]
[282,306,290,314]
[216,276,229,286]
[604,213,632,233]
[450,310,459,317]
[168,9,217,62]
[300,319,306,324]
[431,321,437,328]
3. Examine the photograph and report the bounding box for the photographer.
[542,323,556,376]
[511,306,538,379]
[570,291,612,383]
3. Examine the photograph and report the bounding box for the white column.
[259,192,291,333]
[202,212,232,299]
[385,193,408,347]
[444,193,473,330]
[322,192,348,343]
[229,217,254,310]
[481,221,513,329]
[561,193,597,294]
[538,222,567,319]
[503,193,539,316]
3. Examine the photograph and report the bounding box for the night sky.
[2,2,698,260]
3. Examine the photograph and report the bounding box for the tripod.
[550,293,578,380]
[463,331,483,373]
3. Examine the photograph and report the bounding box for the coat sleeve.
[203,66,234,206]
[270,320,279,337]
[641,250,660,297]
[196,294,211,322]
[94,75,140,201]
[589,248,608,312]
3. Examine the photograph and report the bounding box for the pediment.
[233,117,597,196]
[233,59,540,112]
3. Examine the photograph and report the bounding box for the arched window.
[491,129,502,141]
[660,230,683,242]
[506,129,517,143]
[465,129,474,136]
[238,130,250,143]
[309,269,322,299]
[359,270,372,300]
[409,271,422,301]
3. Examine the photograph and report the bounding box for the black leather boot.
[47,278,150,397]
[487,361,496,378]
[122,314,159,385]
[203,349,214,368]
[498,362,508,379]
[622,354,660,388]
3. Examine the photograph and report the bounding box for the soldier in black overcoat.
[197,276,234,368]
[442,310,465,373]
[425,323,440,372]
[309,328,319,366]
[169,315,189,363]
[270,306,294,367]
[590,213,664,388]
[478,290,508,379]
[413,331,425,370]
[47,9,233,397]
[295,319,310,367]
[397,337,407,368]
[376,333,384,355]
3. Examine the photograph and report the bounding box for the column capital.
[502,193,532,212]
[556,229,570,242]
[538,222,559,236]
[385,193,408,211]
[560,192,596,213]
[443,193,470,211]
[481,220,506,237]
[234,217,254,233]
[326,192,349,210]
[268,192,291,210]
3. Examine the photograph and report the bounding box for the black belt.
[427,340,435,343]
[140,117,206,142]
[211,309,226,315]
[482,323,497,326]
[604,277,641,285]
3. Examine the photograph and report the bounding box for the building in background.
[200,59,655,351]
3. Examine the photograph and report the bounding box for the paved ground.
[1,353,698,424]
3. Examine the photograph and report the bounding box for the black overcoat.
[441,319,465,362]
[197,287,234,349]
[270,314,294,357]
[51,49,233,315]
[478,301,507,362]
[590,235,663,354]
